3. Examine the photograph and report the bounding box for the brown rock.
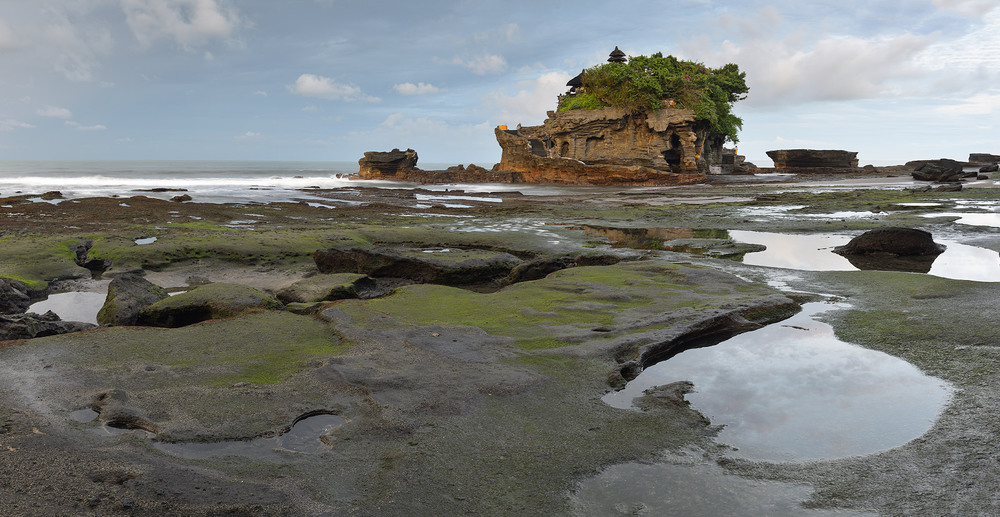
[358,148,419,179]
[766,149,859,168]
[493,105,715,185]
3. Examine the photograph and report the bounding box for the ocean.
[0,160,365,204]
[0,160,640,204]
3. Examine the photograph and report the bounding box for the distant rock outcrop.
[358,148,419,179]
[492,106,715,186]
[969,153,1000,164]
[766,149,859,169]
[908,159,965,182]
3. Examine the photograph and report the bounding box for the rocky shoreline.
[2,169,1000,514]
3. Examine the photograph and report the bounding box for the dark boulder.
[97,273,170,326]
[0,279,32,314]
[909,159,964,182]
[0,311,96,340]
[834,227,945,257]
[313,247,522,287]
[766,149,859,168]
[980,163,999,173]
[137,283,283,328]
[969,153,1000,164]
[358,148,419,179]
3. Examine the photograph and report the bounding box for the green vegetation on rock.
[557,52,749,143]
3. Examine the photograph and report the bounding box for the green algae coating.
[337,262,778,349]
[138,282,283,327]
[277,273,367,303]
[64,311,348,386]
[0,236,89,290]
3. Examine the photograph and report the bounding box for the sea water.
[0,160,644,204]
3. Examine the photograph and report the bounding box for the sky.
[1,0,999,166]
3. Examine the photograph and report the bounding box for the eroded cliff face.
[494,105,723,185]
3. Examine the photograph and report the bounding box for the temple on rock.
[493,48,748,185]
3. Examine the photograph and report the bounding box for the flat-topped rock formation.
[766,149,859,169]
[491,105,718,185]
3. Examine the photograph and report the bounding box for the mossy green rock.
[275,272,370,303]
[96,273,170,326]
[137,282,283,328]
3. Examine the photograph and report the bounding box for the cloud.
[449,54,509,75]
[686,10,936,106]
[936,92,1000,115]
[932,0,999,16]
[394,82,443,96]
[288,73,380,102]
[37,106,74,119]
[486,71,572,126]
[43,9,114,82]
[0,119,34,131]
[66,121,107,131]
[254,90,268,97]
[473,23,520,43]
[120,0,245,50]
[235,131,261,140]
[0,17,22,53]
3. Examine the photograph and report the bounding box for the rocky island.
[361,50,751,185]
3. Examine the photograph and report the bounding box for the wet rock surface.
[0,278,31,314]
[314,246,523,287]
[834,227,945,257]
[0,310,96,340]
[2,172,1000,514]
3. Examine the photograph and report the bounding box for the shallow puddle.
[604,302,951,462]
[28,291,107,325]
[154,413,346,460]
[572,454,877,517]
[588,226,1000,281]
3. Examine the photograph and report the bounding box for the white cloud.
[288,73,380,102]
[66,121,107,131]
[394,82,443,96]
[932,0,1000,16]
[486,70,572,126]
[235,131,260,140]
[0,119,34,131]
[686,10,935,106]
[37,106,74,119]
[936,92,1000,115]
[254,90,268,97]
[120,0,245,50]
[449,54,509,75]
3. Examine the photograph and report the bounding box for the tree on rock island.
[558,52,749,144]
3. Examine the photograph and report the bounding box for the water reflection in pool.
[572,454,877,517]
[604,302,952,462]
[585,226,1000,282]
[154,413,346,460]
[28,291,107,325]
